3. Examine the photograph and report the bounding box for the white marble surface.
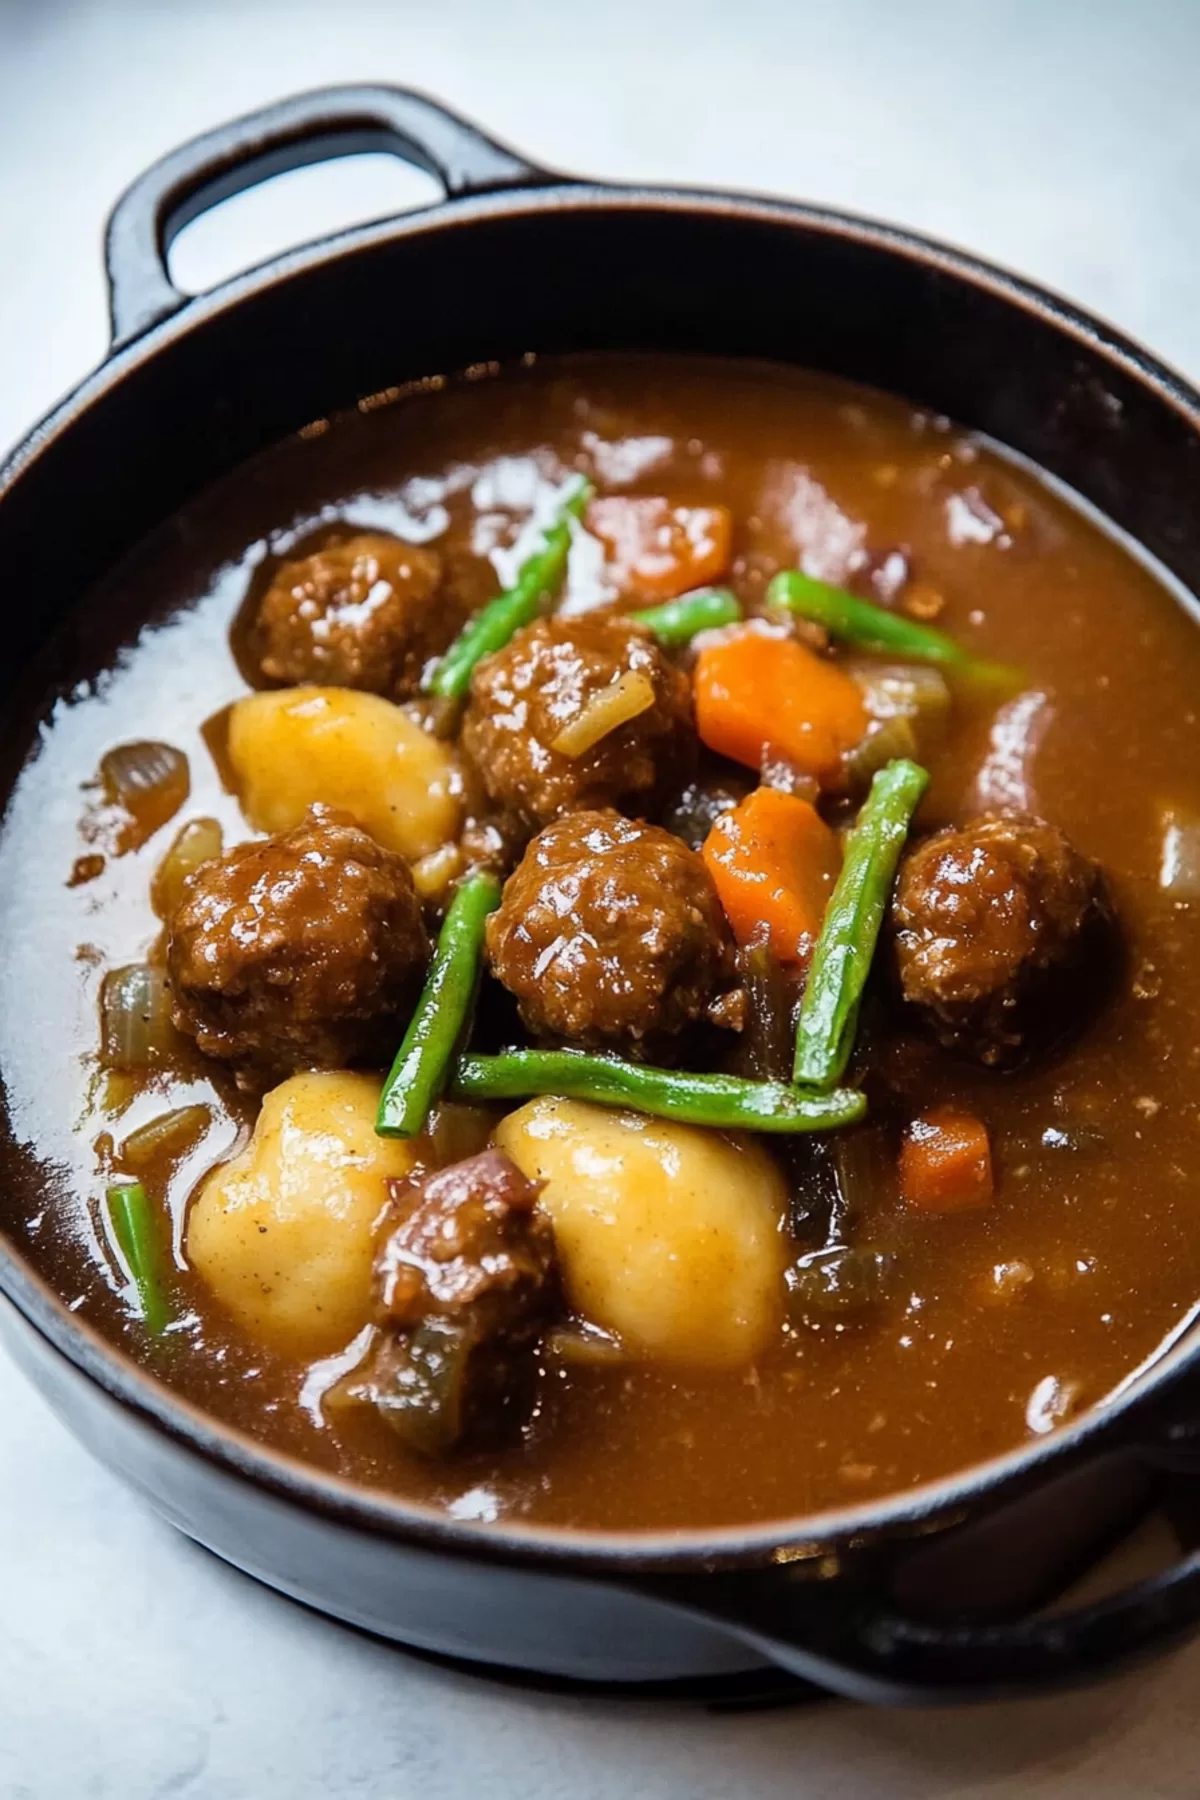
[3,1,1200,1793]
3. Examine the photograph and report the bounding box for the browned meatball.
[461,613,696,832]
[341,1149,559,1456]
[167,806,428,1083]
[486,808,739,1052]
[248,532,454,698]
[891,813,1111,1066]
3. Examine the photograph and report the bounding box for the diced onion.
[1025,1373,1082,1435]
[411,842,464,903]
[851,661,951,727]
[100,741,190,848]
[1159,804,1200,897]
[832,1124,895,1226]
[841,712,920,788]
[972,689,1053,815]
[545,1324,626,1366]
[97,1069,138,1118]
[845,662,949,788]
[550,670,656,757]
[119,1104,212,1169]
[738,942,799,1083]
[785,1245,895,1324]
[151,817,224,919]
[99,964,177,1071]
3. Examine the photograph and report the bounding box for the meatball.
[486,808,739,1052]
[340,1148,559,1456]
[167,806,428,1083]
[891,813,1111,1066]
[248,532,454,698]
[461,613,696,832]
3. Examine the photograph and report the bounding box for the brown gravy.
[3,354,1199,1531]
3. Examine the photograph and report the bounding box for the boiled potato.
[187,1071,489,1358]
[495,1099,787,1367]
[227,685,460,862]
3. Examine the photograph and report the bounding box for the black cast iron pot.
[4,85,1200,1706]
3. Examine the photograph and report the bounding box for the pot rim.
[3,172,1199,1575]
[8,178,1200,498]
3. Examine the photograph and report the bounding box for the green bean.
[766,569,1018,689]
[793,758,929,1089]
[425,478,593,700]
[376,871,503,1138]
[105,1180,171,1334]
[632,587,741,646]
[450,1050,867,1134]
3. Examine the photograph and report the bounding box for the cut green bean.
[376,871,503,1138]
[632,587,741,647]
[105,1180,171,1334]
[794,758,929,1089]
[425,477,593,701]
[450,1050,867,1134]
[767,569,1018,689]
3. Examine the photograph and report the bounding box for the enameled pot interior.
[4,184,1200,1564]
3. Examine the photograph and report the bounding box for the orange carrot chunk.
[587,497,732,600]
[702,788,842,965]
[694,628,868,785]
[900,1107,994,1213]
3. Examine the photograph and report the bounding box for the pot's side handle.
[642,1547,1200,1703]
[104,84,555,351]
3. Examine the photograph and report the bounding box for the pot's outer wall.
[0,1299,772,1685]
[0,1294,1168,1698]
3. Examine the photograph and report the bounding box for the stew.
[2,352,1199,1533]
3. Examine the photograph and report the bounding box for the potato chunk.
[227,685,460,862]
[494,1099,786,1367]
[187,1071,488,1357]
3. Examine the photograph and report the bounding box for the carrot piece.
[587,497,732,600]
[694,628,868,784]
[900,1107,994,1213]
[702,788,842,964]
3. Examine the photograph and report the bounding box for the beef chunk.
[346,1148,559,1456]
[375,1148,554,1332]
[167,806,428,1083]
[461,613,696,833]
[248,532,456,699]
[486,807,739,1053]
[891,812,1111,1066]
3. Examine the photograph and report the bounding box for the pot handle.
[104,84,553,350]
[643,1546,1200,1703]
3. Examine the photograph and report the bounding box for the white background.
[3,1,1200,1793]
